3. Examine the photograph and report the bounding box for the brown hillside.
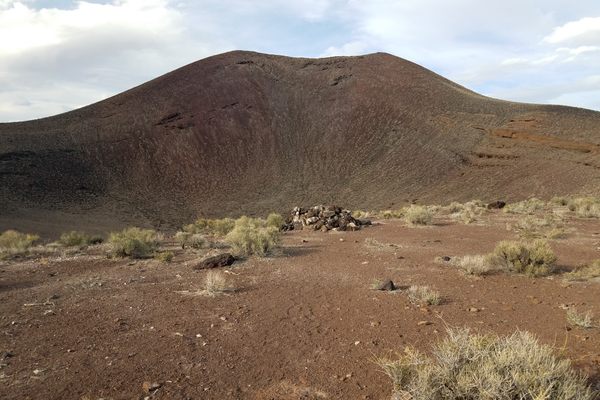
[1,50,599,234]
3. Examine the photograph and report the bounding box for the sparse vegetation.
[364,237,400,251]
[154,250,174,263]
[567,309,595,329]
[452,255,494,276]
[504,198,546,215]
[266,213,285,230]
[486,239,557,277]
[377,328,595,400]
[58,231,103,247]
[225,216,281,257]
[407,285,441,305]
[444,200,486,224]
[0,230,39,259]
[567,197,600,218]
[404,205,433,226]
[512,214,567,240]
[380,209,404,219]
[564,260,600,282]
[203,270,231,296]
[184,217,236,237]
[108,227,159,259]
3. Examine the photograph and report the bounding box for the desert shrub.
[453,255,494,276]
[403,205,433,226]
[504,198,546,215]
[407,285,441,305]
[512,214,566,240]
[568,197,600,218]
[567,309,595,329]
[184,218,236,237]
[0,230,39,259]
[225,216,280,257]
[377,328,595,400]
[266,213,285,230]
[174,231,191,249]
[564,260,600,282]
[444,200,486,224]
[203,270,231,296]
[108,227,158,259]
[154,251,174,263]
[58,231,103,247]
[487,239,557,277]
[551,196,570,206]
[380,209,404,219]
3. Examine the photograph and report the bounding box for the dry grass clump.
[564,260,600,282]
[445,200,486,224]
[154,250,174,263]
[452,255,494,276]
[407,285,441,305]
[377,328,596,400]
[566,309,595,329]
[58,231,103,247]
[266,213,285,230]
[512,214,567,240]
[568,197,600,218]
[108,227,159,259]
[403,205,433,226]
[487,240,557,277]
[225,216,280,257]
[352,209,375,219]
[0,230,39,259]
[184,218,236,237]
[175,231,207,249]
[380,209,404,220]
[203,271,232,296]
[504,198,546,215]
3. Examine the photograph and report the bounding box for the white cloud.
[544,16,600,44]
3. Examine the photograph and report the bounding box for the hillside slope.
[1,51,599,234]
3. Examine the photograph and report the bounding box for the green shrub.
[377,328,595,400]
[266,213,285,230]
[183,218,236,237]
[0,230,39,259]
[225,216,280,257]
[108,227,158,259]
[403,205,433,226]
[486,240,557,277]
[154,251,174,263]
[58,231,103,247]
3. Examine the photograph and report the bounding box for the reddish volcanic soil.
[1,212,599,399]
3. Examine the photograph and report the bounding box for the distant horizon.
[1,1,599,122]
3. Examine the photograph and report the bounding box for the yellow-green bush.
[108,227,158,259]
[404,205,433,226]
[266,213,285,230]
[154,250,174,263]
[504,198,546,214]
[564,260,600,282]
[183,218,236,237]
[225,216,280,257]
[568,197,600,218]
[377,328,595,400]
[0,230,39,259]
[58,231,103,247]
[486,239,556,277]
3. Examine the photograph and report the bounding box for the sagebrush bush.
[487,239,557,277]
[568,197,600,218]
[0,230,39,259]
[377,328,595,400]
[453,255,494,276]
[225,216,280,257]
[184,218,236,237]
[404,205,433,226]
[380,209,404,219]
[504,198,546,214]
[513,214,566,240]
[266,213,285,230]
[58,231,103,247]
[407,285,441,305]
[567,309,595,329]
[154,251,174,263]
[564,260,600,282]
[108,227,158,259]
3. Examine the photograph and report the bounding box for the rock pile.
[284,205,370,232]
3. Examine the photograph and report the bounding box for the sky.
[1,0,600,122]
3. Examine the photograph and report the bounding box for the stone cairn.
[283,205,371,232]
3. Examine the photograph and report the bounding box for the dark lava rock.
[193,253,235,270]
[375,280,396,291]
[487,200,506,209]
[441,256,451,262]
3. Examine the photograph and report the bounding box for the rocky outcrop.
[284,205,370,232]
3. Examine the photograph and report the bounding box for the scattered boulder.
[193,253,235,270]
[375,280,396,291]
[487,200,506,209]
[284,205,370,232]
